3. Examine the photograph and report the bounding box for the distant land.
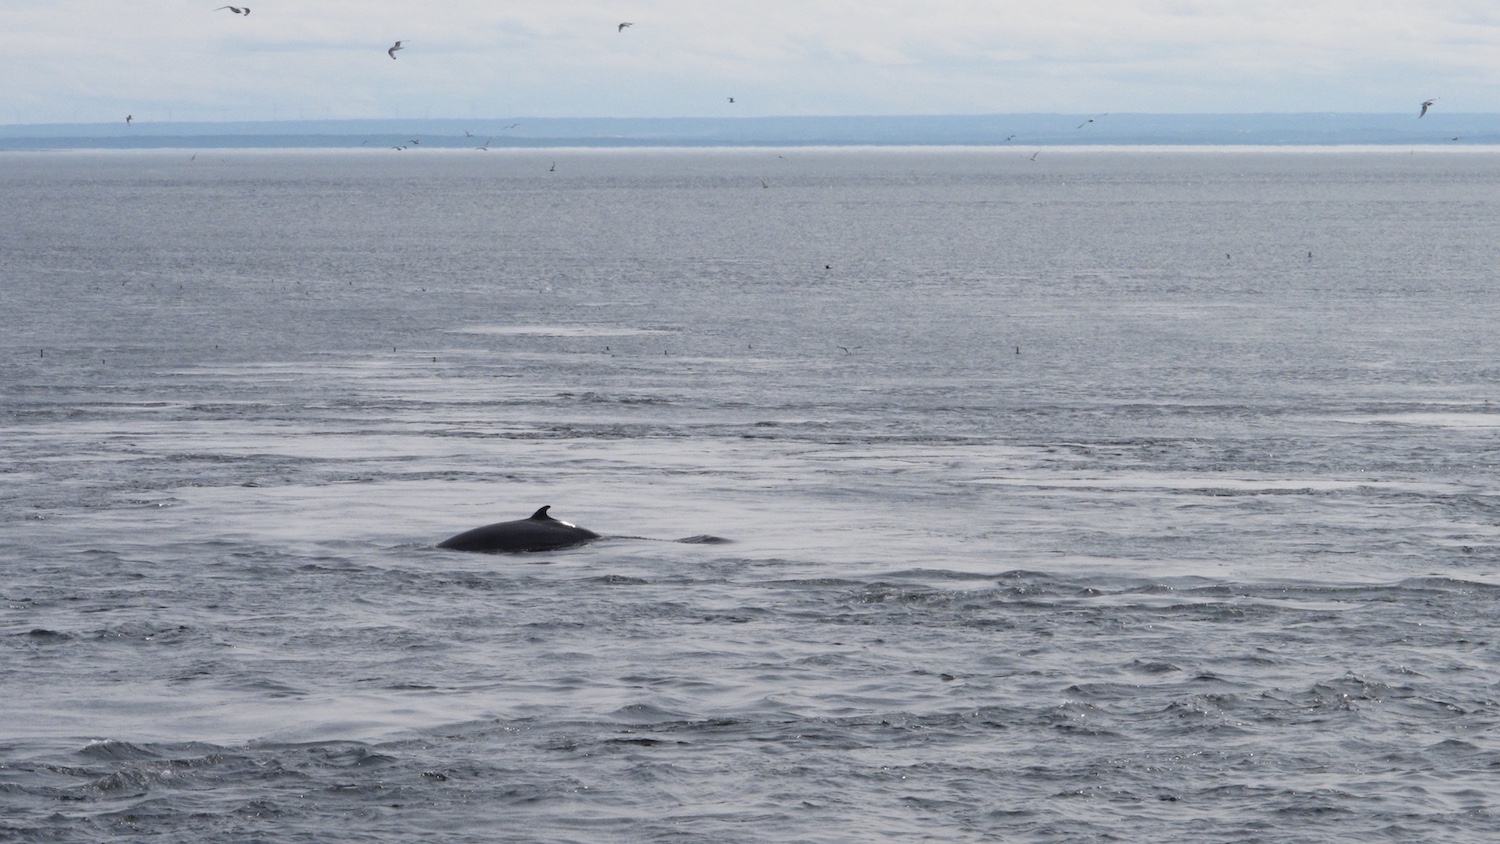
[2,113,1499,151]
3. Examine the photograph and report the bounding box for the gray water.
[3,148,1500,842]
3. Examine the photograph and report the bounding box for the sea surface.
[3,148,1500,842]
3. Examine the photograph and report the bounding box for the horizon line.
[7,111,1500,129]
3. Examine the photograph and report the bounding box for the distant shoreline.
[3,113,1498,151]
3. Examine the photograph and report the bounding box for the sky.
[3,0,1499,125]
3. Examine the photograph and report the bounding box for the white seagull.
[1077,113,1108,130]
[388,41,405,60]
[618,22,633,32]
[1420,98,1438,118]
[215,5,249,15]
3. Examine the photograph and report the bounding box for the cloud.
[2,0,1498,123]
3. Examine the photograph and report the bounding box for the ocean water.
[3,147,1500,842]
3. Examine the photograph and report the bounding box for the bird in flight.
[1420,98,1438,117]
[727,97,736,103]
[618,22,633,32]
[215,5,249,15]
[125,115,133,124]
[476,138,492,151]
[388,41,405,60]
[1077,113,1108,130]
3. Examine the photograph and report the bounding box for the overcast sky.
[3,0,1498,124]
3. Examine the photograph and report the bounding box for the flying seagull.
[1077,113,1108,130]
[125,115,133,124]
[388,41,404,60]
[1420,98,1437,117]
[727,97,735,103]
[618,22,633,32]
[476,138,492,150]
[215,5,249,15]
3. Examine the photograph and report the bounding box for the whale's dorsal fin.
[529,505,553,521]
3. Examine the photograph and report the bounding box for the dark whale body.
[438,506,601,553]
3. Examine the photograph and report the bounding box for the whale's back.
[438,506,600,553]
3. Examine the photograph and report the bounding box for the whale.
[438,506,601,553]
